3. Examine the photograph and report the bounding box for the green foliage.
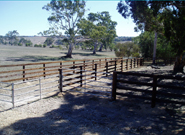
[78,11,117,54]
[5,30,19,45]
[133,31,176,60]
[44,37,54,46]
[55,39,63,45]
[109,43,115,51]
[34,44,42,47]
[25,42,33,47]
[43,0,86,57]
[43,44,47,48]
[18,43,22,46]
[115,42,140,58]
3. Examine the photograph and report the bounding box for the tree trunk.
[93,42,97,54]
[173,54,185,74]
[99,44,103,52]
[66,43,73,58]
[153,31,157,65]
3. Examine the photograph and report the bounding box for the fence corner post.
[112,71,117,101]
[59,68,63,92]
[151,75,157,108]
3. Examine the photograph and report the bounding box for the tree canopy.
[78,11,117,54]
[43,0,86,58]
[117,1,185,72]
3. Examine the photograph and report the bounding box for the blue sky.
[0,1,141,37]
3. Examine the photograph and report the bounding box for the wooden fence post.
[130,59,132,69]
[60,62,62,68]
[134,59,136,68]
[114,60,117,71]
[95,64,97,81]
[121,59,123,72]
[92,60,94,70]
[99,59,101,67]
[80,66,83,87]
[83,60,85,70]
[23,65,25,81]
[126,59,128,70]
[112,71,117,100]
[140,59,143,66]
[73,61,75,74]
[59,69,63,92]
[43,64,46,78]
[151,75,157,108]
[106,62,108,77]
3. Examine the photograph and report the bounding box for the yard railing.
[59,66,112,98]
[0,57,143,82]
[0,57,144,110]
[112,71,185,107]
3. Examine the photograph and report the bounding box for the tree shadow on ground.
[63,52,106,57]
[1,67,185,134]
[0,91,185,135]
[6,56,72,62]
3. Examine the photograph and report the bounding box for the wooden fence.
[112,72,185,108]
[0,57,143,82]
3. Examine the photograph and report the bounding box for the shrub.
[115,42,140,58]
[43,44,47,48]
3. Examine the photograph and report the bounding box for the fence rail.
[112,71,185,108]
[0,57,143,110]
[0,57,143,82]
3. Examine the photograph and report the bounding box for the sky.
[0,1,141,37]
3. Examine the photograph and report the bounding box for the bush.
[34,44,42,47]
[18,43,22,46]
[115,42,140,58]
[26,43,32,47]
[43,44,47,48]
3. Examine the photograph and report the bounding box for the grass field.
[0,45,116,65]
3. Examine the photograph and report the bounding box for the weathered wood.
[59,69,63,92]
[23,65,25,81]
[95,64,97,81]
[112,71,117,100]
[117,79,153,87]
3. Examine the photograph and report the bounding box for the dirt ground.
[0,65,185,135]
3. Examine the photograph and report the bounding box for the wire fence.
[0,74,59,111]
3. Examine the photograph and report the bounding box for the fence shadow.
[0,92,185,135]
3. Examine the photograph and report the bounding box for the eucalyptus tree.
[117,1,163,64]
[44,37,54,46]
[78,19,106,54]
[88,12,117,51]
[118,0,185,73]
[5,30,19,45]
[43,0,86,58]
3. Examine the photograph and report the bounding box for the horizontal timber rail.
[0,57,143,82]
[112,71,185,108]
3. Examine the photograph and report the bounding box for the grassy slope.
[0,45,116,65]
